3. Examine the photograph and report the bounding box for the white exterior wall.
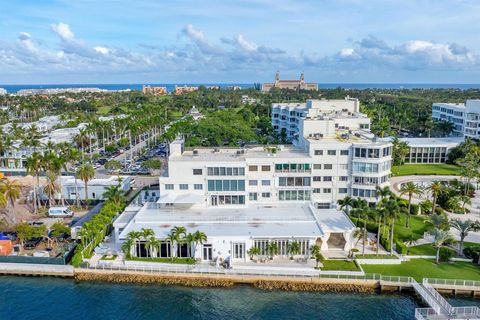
[432,100,480,138]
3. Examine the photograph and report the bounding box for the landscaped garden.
[128,257,195,264]
[362,259,480,282]
[391,164,462,177]
[321,259,360,271]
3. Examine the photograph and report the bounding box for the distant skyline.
[1,0,480,84]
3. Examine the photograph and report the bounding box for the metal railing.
[412,280,442,315]
[424,278,480,289]
[81,262,381,281]
[452,306,480,318]
[422,280,454,315]
[414,308,441,320]
[379,275,413,284]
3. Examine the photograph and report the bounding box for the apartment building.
[432,99,480,139]
[113,98,390,264]
[174,85,199,95]
[142,85,167,96]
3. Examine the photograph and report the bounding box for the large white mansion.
[114,98,393,265]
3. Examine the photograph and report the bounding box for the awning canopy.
[157,193,204,204]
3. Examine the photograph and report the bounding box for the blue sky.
[1,0,479,84]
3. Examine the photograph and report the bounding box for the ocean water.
[0,276,479,320]
[1,83,480,93]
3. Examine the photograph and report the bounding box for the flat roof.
[399,137,464,147]
[118,203,354,239]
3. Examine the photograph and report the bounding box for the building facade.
[113,98,391,266]
[432,99,480,139]
[399,137,463,164]
[262,72,318,92]
[174,85,199,95]
[142,85,167,96]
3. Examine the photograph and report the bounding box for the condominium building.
[262,72,318,92]
[432,99,480,138]
[113,98,391,265]
[174,85,199,95]
[241,95,257,105]
[142,85,167,96]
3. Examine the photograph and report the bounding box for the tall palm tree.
[166,232,178,260]
[0,179,21,224]
[371,207,386,256]
[400,182,423,228]
[102,184,126,206]
[76,163,95,208]
[287,240,301,260]
[375,186,392,201]
[185,233,195,258]
[450,219,474,255]
[338,196,355,215]
[121,238,134,259]
[43,172,60,206]
[426,180,443,215]
[145,236,161,258]
[432,229,454,263]
[384,199,400,256]
[193,230,207,258]
[25,152,43,213]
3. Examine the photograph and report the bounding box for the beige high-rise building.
[142,85,167,96]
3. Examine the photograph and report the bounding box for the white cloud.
[51,22,75,42]
[0,23,479,82]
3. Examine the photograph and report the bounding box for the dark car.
[24,237,42,250]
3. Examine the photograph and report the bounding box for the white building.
[432,99,480,138]
[112,98,391,264]
[241,95,256,105]
[0,88,7,95]
[399,137,463,164]
[40,175,132,202]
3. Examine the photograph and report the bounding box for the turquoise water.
[0,276,479,320]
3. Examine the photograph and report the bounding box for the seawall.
[74,269,379,292]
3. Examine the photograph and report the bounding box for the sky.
[1,0,480,84]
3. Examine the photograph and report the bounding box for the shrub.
[316,253,325,262]
[439,247,455,262]
[395,239,407,254]
[380,235,391,252]
[463,247,480,263]
[435,207,445,215]
[410,203,419,215]
[71,245,84,267]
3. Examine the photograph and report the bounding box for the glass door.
[203,244,212,260]
[232,243,245,260]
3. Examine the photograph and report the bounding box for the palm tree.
[127,231,142,258]
[247,246,260,260]
[102,183,126,206]
[450,219,474,255]
[371,208,386,256]
[166,232,178,260]
[121,238,134,259]
[400,182,423,228]
[25,152,43,213]
[43,172,60,206]
[384,199,401,256]
[287,240,301,260]
[426,180,443,215]
[192,230,207,258]
[310,245,321,268]
[432,229,454,263]
[376,186,392,201]
[428,213,447,230]
[0,179,21,224]
[140,228,155,257]
[338,196,355,215]
[459,195,472,214]
[185,233,195,258]
[267,241,278,259]
[76,163,95,208]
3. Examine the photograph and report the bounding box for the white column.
[320,233,330,251]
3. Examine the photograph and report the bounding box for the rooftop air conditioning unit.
[213,148,220,153]
[193,150,199,156]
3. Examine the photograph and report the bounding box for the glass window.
[327,150,336,155]
[238,180,245,191]
[249,192,258,201]
[323,176,332,182]
[324,164,333,169]
[223,180,231,191]
[165,184,174,190]
[208,180,215,191]
[339,188,348,194]
[340,150,349,156]
[262,192,270,198]
[215,180,222,191]
[314,150,323,155]
[193,169,203,175]
[249,165,258,172]
[194,184,203,190]
[261,165,271,171]
[180,184,188,190]
[249,180,258,186]
[323,188,331,193]
[261,180,271,186]
[313,164,321,170]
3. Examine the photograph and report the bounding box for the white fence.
[356,258,402,265]
[424,278,480,289]
[422,280,454,315]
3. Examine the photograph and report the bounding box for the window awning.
[157,193,204,204]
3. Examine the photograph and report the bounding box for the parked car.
[24,237,42,250]
[48,207,74,218]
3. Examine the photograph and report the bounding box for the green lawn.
[362,259,480,281]
[321,259,360,271]
[392,164,462,176]
[407,244,437,256]
[128,257,195,264]
[355,254,399,259]
[97,106,111,115]
[394,214,432,241]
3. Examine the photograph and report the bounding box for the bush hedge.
[463,247,480,263]
[380,235,391,252]
[395,239,407,255]
[439,247,456,262]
